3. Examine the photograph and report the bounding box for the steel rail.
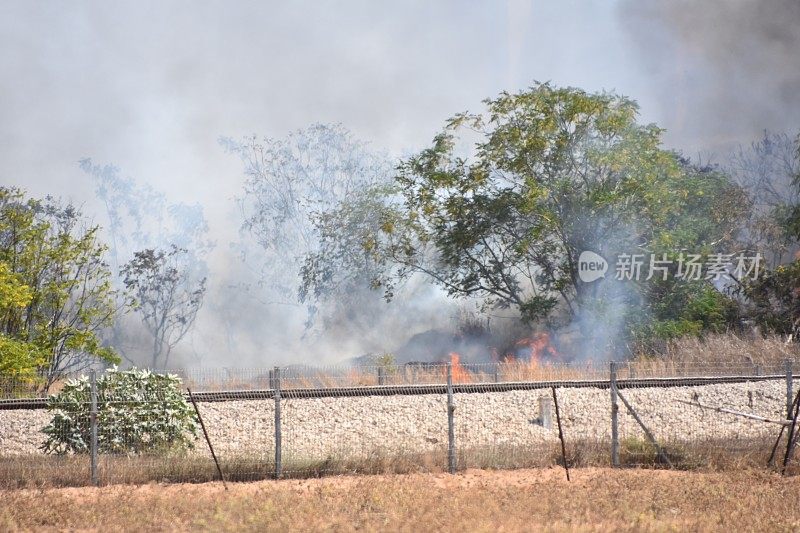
[0,373,793,410]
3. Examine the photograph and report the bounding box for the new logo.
[578,251,608,282]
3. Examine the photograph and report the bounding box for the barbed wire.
[0,360,797,487]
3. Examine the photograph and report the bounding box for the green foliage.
[300,184,403,306]
[620,436,688,467]
[734,134,800,337]
[632,278,741,349]
[41,368,198,455]
[649,159,748,254]
[0,261,45,377]
[739,260,800,336]
[0,335,46,378]
[0,261,32,312]
[0,187,120,386]
[304,83,748,335]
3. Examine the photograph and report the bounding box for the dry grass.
[171,334,800,391]
[2,334,797,397]
[634,333,800,367]
[1,436,794,490]
[2,467,799,532]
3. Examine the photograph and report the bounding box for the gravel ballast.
[0,380,788,459]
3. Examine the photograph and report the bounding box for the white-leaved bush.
[41,368,198,455]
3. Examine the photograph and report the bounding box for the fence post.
[89,369,99,486]
[610,361,619,467]
[446,362,456,474]
[538,395,552,429]
[378,366,385,386]
[787,360,794,420]
[273,366,282,479]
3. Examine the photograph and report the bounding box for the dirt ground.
[1,467,799,532]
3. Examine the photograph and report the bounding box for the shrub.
[740,259,800,336]
[620,436,692,468]
[41,368,198,455]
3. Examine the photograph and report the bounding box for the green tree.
[738,261,800,337]
[736,134,800,339]
[0,187,119,388]
[304,84,747,334]
[0,261,45,377]
[300,183,403,308]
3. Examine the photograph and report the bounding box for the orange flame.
[448,352,471,383]
[515,332,559,365]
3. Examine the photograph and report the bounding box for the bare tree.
[80,159,214,363]
[221,123,392,304]
[728,130,800,267]
[121,246,206,369]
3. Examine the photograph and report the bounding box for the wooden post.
[378,366,385,386]
[787,360,794,421]
[188,388,227,489]
[610,362,619,467]
[89,370,98,486]
[273,366,282,479]
[769,389,800,467]
[551,387,570,481]
[782,391,800,475]
[446,362,456,474]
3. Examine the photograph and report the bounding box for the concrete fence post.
[610,361,619,467]
[787,359,794,420]
[538,395,552,429]
[273,366,282,479]
[89,369,99,486]
[446,362,456,474]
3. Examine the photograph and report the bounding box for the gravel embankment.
[0,380,787,459]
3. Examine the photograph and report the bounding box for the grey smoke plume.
[619,0,800,154]
[2,1,797,367]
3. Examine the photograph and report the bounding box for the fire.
[515,332,559,364]
[447,352,471,383]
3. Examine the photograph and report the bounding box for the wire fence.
[0,359,798,488]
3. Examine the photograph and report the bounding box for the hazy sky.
[3,0,796,231]
[0,0,800,231]
[1,1,797,364]
[0,1,654,228]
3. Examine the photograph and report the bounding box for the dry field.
[1,467,799,532]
